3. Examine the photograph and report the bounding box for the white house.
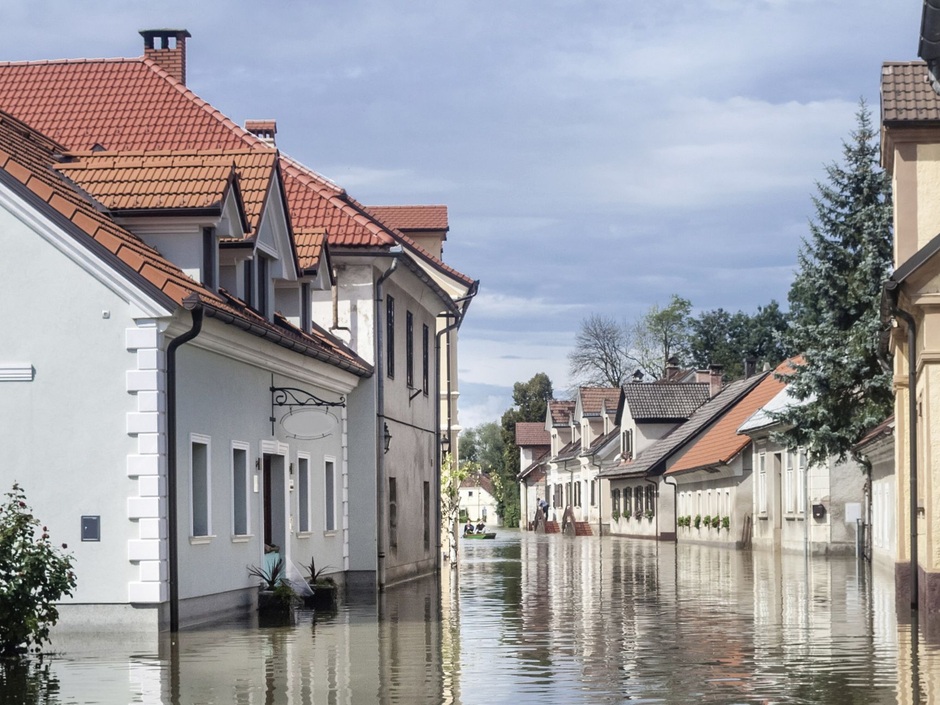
[458,474,498,526]
[0,111,372,631]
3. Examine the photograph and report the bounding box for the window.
[612,488,620,515]
[634,486,643,516]
[621,429,633,459]
[757,452,767,514]
[590,480,596,506]
[623,488,631,516]
[422,324,430,395]
[388,477,398,550]
[202,227,216,290]
[406,310,414,389]
[325,459,336,531]
[386,295,395,378]
[257,255,269,317]
[232,444,249,536]
[191,435,211,537]
[297,456,310,533]
[645,485,654,515]
[796,448,807,514]
[243,259,253,306]
[301,282,311,334]
[785,450,795,513]
[423,481,430,552]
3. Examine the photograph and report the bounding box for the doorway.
[262,453,287,557]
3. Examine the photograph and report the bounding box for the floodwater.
[4,531,940,704]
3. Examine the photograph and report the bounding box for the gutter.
[166,296,204,633]
[374,257,399,591]
[884,279,919,610]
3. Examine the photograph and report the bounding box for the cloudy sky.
[1,0,923,427]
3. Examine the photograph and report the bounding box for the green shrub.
[693,515,701,529]
[0,483,76,655]
[611,510,620,521]
[721,516,730,530]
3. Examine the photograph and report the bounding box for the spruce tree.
[776,100,893,465]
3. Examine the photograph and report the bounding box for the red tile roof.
[667,363,793,475]
[295,228,327,272]
[0,110,370,377]
[549,400,576,426]
[367,205,448,232]
[579,387,620,416]
[515,422,550,447]
[0,55,475,286]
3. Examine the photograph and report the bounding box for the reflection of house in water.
[459,473,498,525]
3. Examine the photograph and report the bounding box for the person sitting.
[476,522,485,533]
[464,522,475,535]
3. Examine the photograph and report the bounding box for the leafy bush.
[703,515,712,529]
[0,483,76,655]
[711,515,722,529]
[611,510,620,521]
[693,515,701,529]
[721,516,730,530]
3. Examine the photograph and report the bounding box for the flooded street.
[5,530,940,704]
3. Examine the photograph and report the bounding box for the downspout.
[436,314,460,567]
[662,474,679,544]
[166,299,204,633]
[644,476,660,540]
[375,257,399,592]
[590,453,603,537]
[891,300,919,611]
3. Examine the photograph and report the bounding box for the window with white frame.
[325,458,336,532]
[297,455,311,533]
[621,429,633,459]
[785,450,796,513]
[796,448,807,514]
[232,443,249,537]
[757,452,767,514]
[191,435,211,537]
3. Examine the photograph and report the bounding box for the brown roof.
[579,387,620,416]
[515,422,550,447]
[0,55,474,286]
[295,228,327,273]
[460,473,495,496]
[667,362,793,475]
[367,205,449,232]
[855,415,895,451]
[0,110,370,377]
[881,61,940,123]
[549,400,576,426]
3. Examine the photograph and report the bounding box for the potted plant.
[721,516,730,530]
[711,515,721,529]
[305,556,338,611]
[693,514,701,529]
[248,557,298,614]
[645,510,654,521]
[703,515,712,530]
[611,510,621,521]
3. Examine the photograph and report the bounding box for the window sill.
[784,515,805,521]
[190,535,215,545]
[231,535,252,543]
[296,532,312,539]
[323,530,338,538]
[757,515,768,521]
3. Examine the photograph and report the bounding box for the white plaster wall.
[312,262,375,362]
[674,465,748,547]
[0,205,142,605]
[173,337,350,600]
[871,450,897,568]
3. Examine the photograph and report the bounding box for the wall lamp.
[383,422,392,454]
[440,433,451,456]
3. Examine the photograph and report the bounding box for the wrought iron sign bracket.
[270,382,346,435]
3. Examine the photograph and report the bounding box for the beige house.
[880,41,940,611]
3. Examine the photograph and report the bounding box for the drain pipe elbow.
[166,300,204,633]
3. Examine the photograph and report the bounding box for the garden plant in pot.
[248,555,299,616]
[306,556,338,611]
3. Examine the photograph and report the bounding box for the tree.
[629,295,693,379]
[774,101,893,465]
[688,301,791,378]
[567,314,631,387]
[0,484,76,655]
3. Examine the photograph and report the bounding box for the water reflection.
[11,531,940,703]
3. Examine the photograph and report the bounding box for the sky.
[0,0,924,428]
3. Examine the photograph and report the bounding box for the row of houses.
[517,358,896,570]
[0,30,477,631]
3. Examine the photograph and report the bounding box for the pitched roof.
[668,363,793,475]
[581,428,620,457]
[460,473,495,496]
[367,205,448,232]
[294,228,327,273]
[599,374,767,479]
[554,439,580,462]
[515,422,550,447]
[621,382,710,422]
[0,110,370,377]
[0,54,475,286]
[580,387,621,417]
[881,61,940,124]
[549,400,576,426]
[518,450,550,481]
[855,415,895,451]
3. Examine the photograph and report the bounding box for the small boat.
[463,531,496,539]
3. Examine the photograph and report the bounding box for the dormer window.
[202,227,217,290]
[621,429,633,460]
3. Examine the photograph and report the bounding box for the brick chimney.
[245,120,277,147]
[140,29,191,85]
[708,364,724,397]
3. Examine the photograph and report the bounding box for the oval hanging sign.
[279,407,339,441]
